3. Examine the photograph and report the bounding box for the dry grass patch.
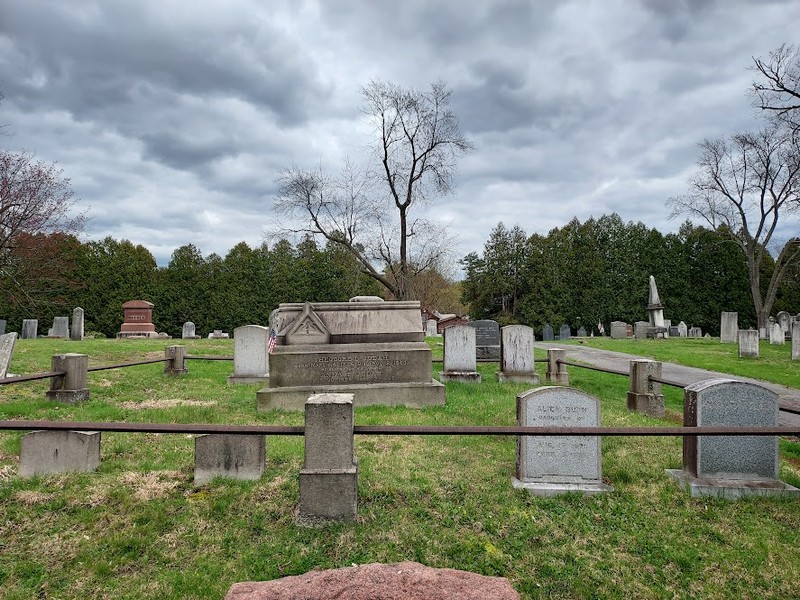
[120,470,183,500]
[119,398,216,410]
[15,490,54,505]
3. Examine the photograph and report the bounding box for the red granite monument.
[117,300,158,338]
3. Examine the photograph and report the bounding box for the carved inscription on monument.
[293,352,409,384]
[518,390,601,483]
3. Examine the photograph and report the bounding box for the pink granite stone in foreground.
[225,561,520,600]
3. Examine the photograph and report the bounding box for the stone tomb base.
[511,478,612,497]
[666,469,800,499]
[258,381,445,411]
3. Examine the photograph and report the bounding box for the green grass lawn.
[1,338,799,599]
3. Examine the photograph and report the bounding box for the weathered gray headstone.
[576,326,587,337]
[467,320,500,359]
[228,325,270,384]
[610,321,628,339]
[19,430,101,477]
[298,393,358,524]
[497,325,538,384]
[777,311,791,336]
[792,325,800,361]
[669,326,680,337]
[182,321,199,339]
[677,321,688,337]
[720,312,738,344]
[663,319,671,338]
[51,316,69,338]
[439,325,481,383]
[0,332,17,378]
[542,323,554,341]
[0,319,6,335]
[688,326,702,338]
[194,434,265,485]
[634,321,649,340]
[668,379,799,498]
[426,319,438,337]
[769,321,784,345]
[738,329,760,358]
[21,319,38,339]
[559,324,570,341]
[70,307,84,341]
[512,387,612,496]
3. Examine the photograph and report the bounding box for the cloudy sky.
[1,0,797,269]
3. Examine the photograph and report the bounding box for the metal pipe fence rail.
[557,359,628,378]
[2,419,799,437]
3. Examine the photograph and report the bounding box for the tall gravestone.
[228,325,270,384]
[738,330,760,358]
[21,319,38,339]
[0,319,6,335]
[720,312,738,344]
[646,275,666,338]
[559,324,570,341]
[426,319,438,337]
[0,332,17,378]
[542,323,554,341]
[70,307,84,341]
[467,320,500,359]
[667,379,799,498]
[50,316,69,338]
[610,321,628,339]
[777,311,791,337]
[512,387,612,496]
[439,325,481,383]
[769,320,784,345]
[792,325,800,361]
[688,326,702,338]
[677,321,688,338]
[497,325,538,384]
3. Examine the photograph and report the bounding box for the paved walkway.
[534,342,800,428]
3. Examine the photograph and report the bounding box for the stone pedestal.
[20,430,100,477]
[194,434,265,485]
[46,353,89,403]
[626,359,664,418]
[298,394,358,524]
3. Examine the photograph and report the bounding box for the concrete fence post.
[298,393,358,525]
[46,353,89,403]
[545,348,568,385]
[626,359,665,418]
[164,345,188,375]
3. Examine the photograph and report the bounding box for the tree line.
[0,234,380,338]
[461,216,800,337]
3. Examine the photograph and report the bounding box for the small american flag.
[268,328,278,354]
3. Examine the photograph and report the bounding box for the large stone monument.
[117,300,158,338]
[257,300,445,410]
[512,387,612,496]
[646,275,666,338]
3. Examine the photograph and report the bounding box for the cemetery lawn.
[0,339,798,599]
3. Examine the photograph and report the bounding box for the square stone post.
[545,348,568,385]
[164,345,188,375]
[46,353,89,403]
[298,393,358,524]
[20,430,101,477]
[626,359,665,418]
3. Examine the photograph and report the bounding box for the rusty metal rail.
[87,358,170,372]
[0,371,65,385]
[648,375,686,388]
[186,355,233,361]
[557,359,629,377]
[1,419,799,437]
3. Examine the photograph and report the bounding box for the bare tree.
[669,126,800,328]
[752,44,800,132]
[0,150,86,275]
[274,80,472,300]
